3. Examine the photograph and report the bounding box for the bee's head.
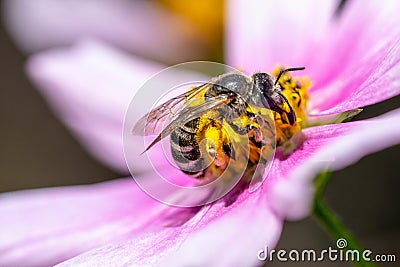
[252,72,274,96]
[252,72,279,109]
[252,67,306,125]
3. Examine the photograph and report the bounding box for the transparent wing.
[143,93,232,152]
[132,82,211,136]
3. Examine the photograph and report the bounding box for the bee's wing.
[142,93,232,152]
[132,82,210,136]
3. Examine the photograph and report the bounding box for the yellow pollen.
[271,66,312,146]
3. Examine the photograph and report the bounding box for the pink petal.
[226,0,338,74]
[159,203,280,267]
[227,0,400,112]
[26,40,161,172]
[0,178,166,266]
[308,36,400,115]
[307,0,400,90]
[26,40,207,173]
[308,0,400,114]
[57,186,282,267]
[3,0,205,63]
[0,168,282,267]
[264,120,356,219]
[268,108,400,220]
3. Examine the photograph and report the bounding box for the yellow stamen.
[271,66,312,146]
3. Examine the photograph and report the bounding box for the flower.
[1,0,400,266]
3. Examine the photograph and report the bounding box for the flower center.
[271,66,312,152]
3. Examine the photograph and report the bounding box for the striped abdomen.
[170,117,232,179]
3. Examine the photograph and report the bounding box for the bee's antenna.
[274,66,306,86]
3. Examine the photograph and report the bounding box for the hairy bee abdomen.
[170,118,206,178]
[170,117,232,179]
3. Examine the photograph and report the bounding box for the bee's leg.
[250,126,263,144]
[223,142,236,160]
[227,112,263,135]
[246,114,274,149]
[249,114,265,143]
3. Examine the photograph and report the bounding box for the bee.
[132,67,305,181]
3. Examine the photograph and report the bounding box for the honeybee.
[132,67,305,181]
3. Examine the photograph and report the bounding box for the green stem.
[312,172,375,267]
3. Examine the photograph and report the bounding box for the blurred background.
[0,0,399,266]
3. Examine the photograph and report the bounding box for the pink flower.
[1,0,400,266]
